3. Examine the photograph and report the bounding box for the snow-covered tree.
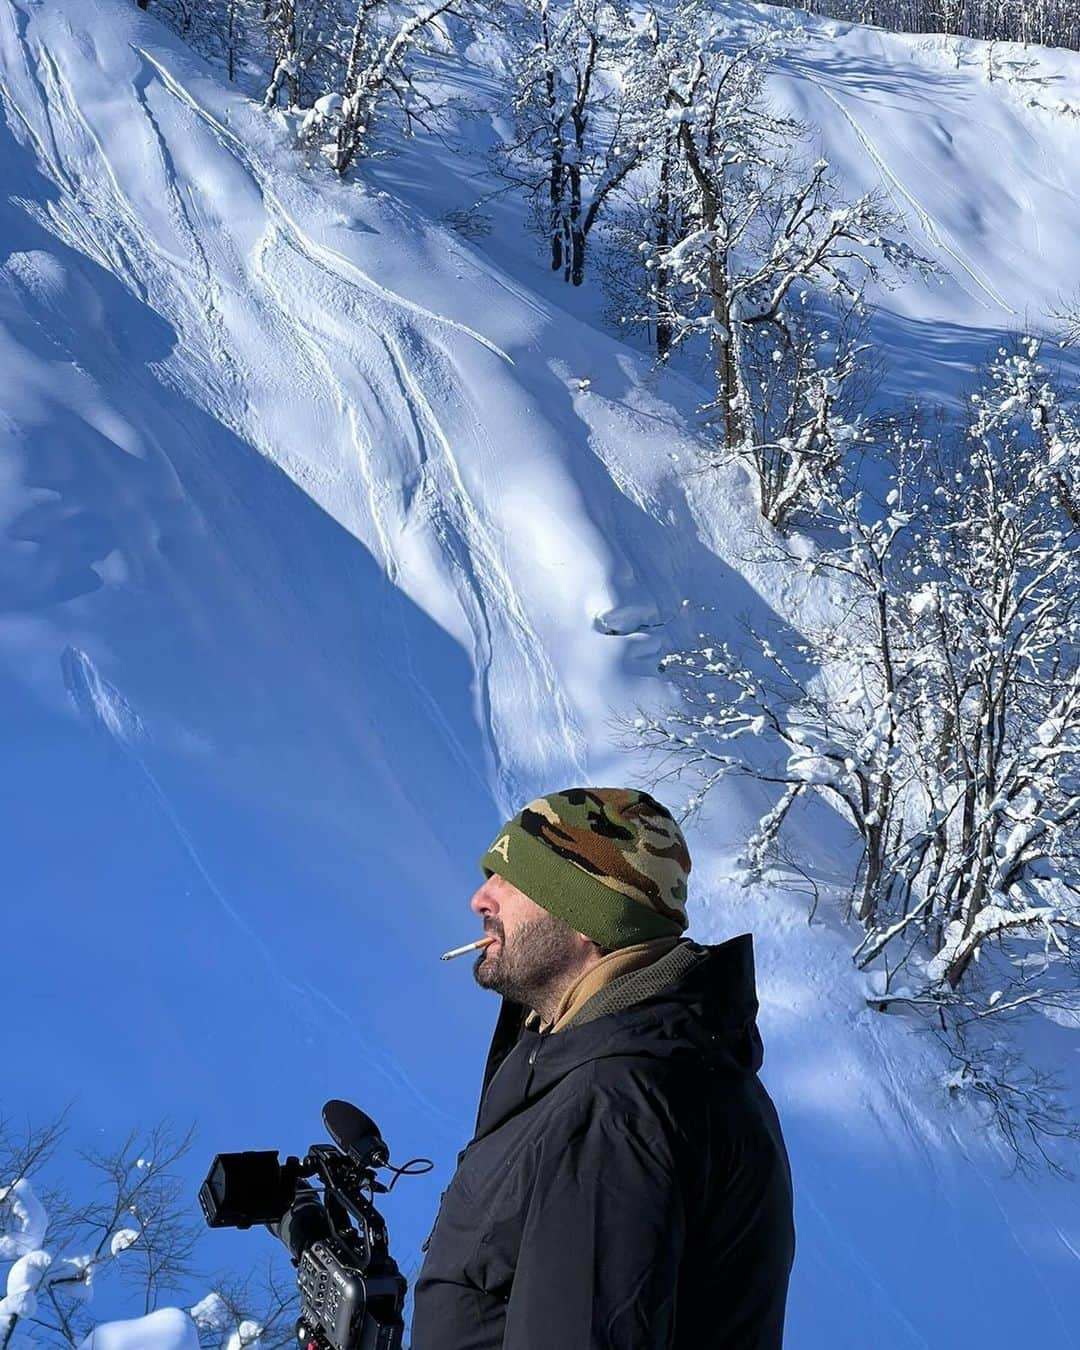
[500,0,645,286]
[734,302,882,526]
[1053,290,1080,349]
[910,342,1080,989]
[601,4,691,356]
[340,0,457,173]
[0,1119,292,1349]
[635,340,1080,1169]
[296,0,481,173]
[264,0,302,107]
[628,9,928,524]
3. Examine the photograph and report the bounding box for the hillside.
[1,0,1078,1344]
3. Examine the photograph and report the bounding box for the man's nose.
[469,881,497,918]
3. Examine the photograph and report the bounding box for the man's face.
[468,873,587,1008]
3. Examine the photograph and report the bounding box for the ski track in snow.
[3,1,586,808]
[60,643,464,1138]
[377,327,587,805]
[137,45,514,366]
[802,71,1017,315]
[797,1185,935,1350]
[126,52,248,408]
[60,646,321,1011]
[1052,1222,1080,1267]
[962,1152,1080,1349]
[136,43,589,808]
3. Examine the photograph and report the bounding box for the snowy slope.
[388,1,1080,409]
[1,0,1078,1344]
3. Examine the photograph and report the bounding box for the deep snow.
[0,0,1078,1345]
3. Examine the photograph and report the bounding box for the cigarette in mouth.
[440,936,496,962]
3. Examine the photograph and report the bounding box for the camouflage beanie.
[479,787,691,950]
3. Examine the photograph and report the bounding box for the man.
[411,787,794,1349]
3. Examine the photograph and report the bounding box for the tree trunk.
[709,250,742,449]
[549,147,564,273]
[567,160,585,285]
[540,8,564,274]
[227,0,237,81]
[654,130,674,359]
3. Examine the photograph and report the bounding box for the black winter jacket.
[410,936,794,1350]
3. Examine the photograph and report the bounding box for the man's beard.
[473,911,583,1013]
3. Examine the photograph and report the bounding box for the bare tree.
[1052,289,1080,349]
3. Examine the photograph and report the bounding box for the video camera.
[199,1100,429,1350]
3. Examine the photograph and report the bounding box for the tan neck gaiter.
[537,936,682,1034]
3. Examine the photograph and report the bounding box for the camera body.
[200,1102,414,1350]
[298,1240,364,1347]
[297,1242,406,1350]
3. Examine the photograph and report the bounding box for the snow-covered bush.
[637,340,1080,1168]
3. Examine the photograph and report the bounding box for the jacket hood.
[476,934,763,1138]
